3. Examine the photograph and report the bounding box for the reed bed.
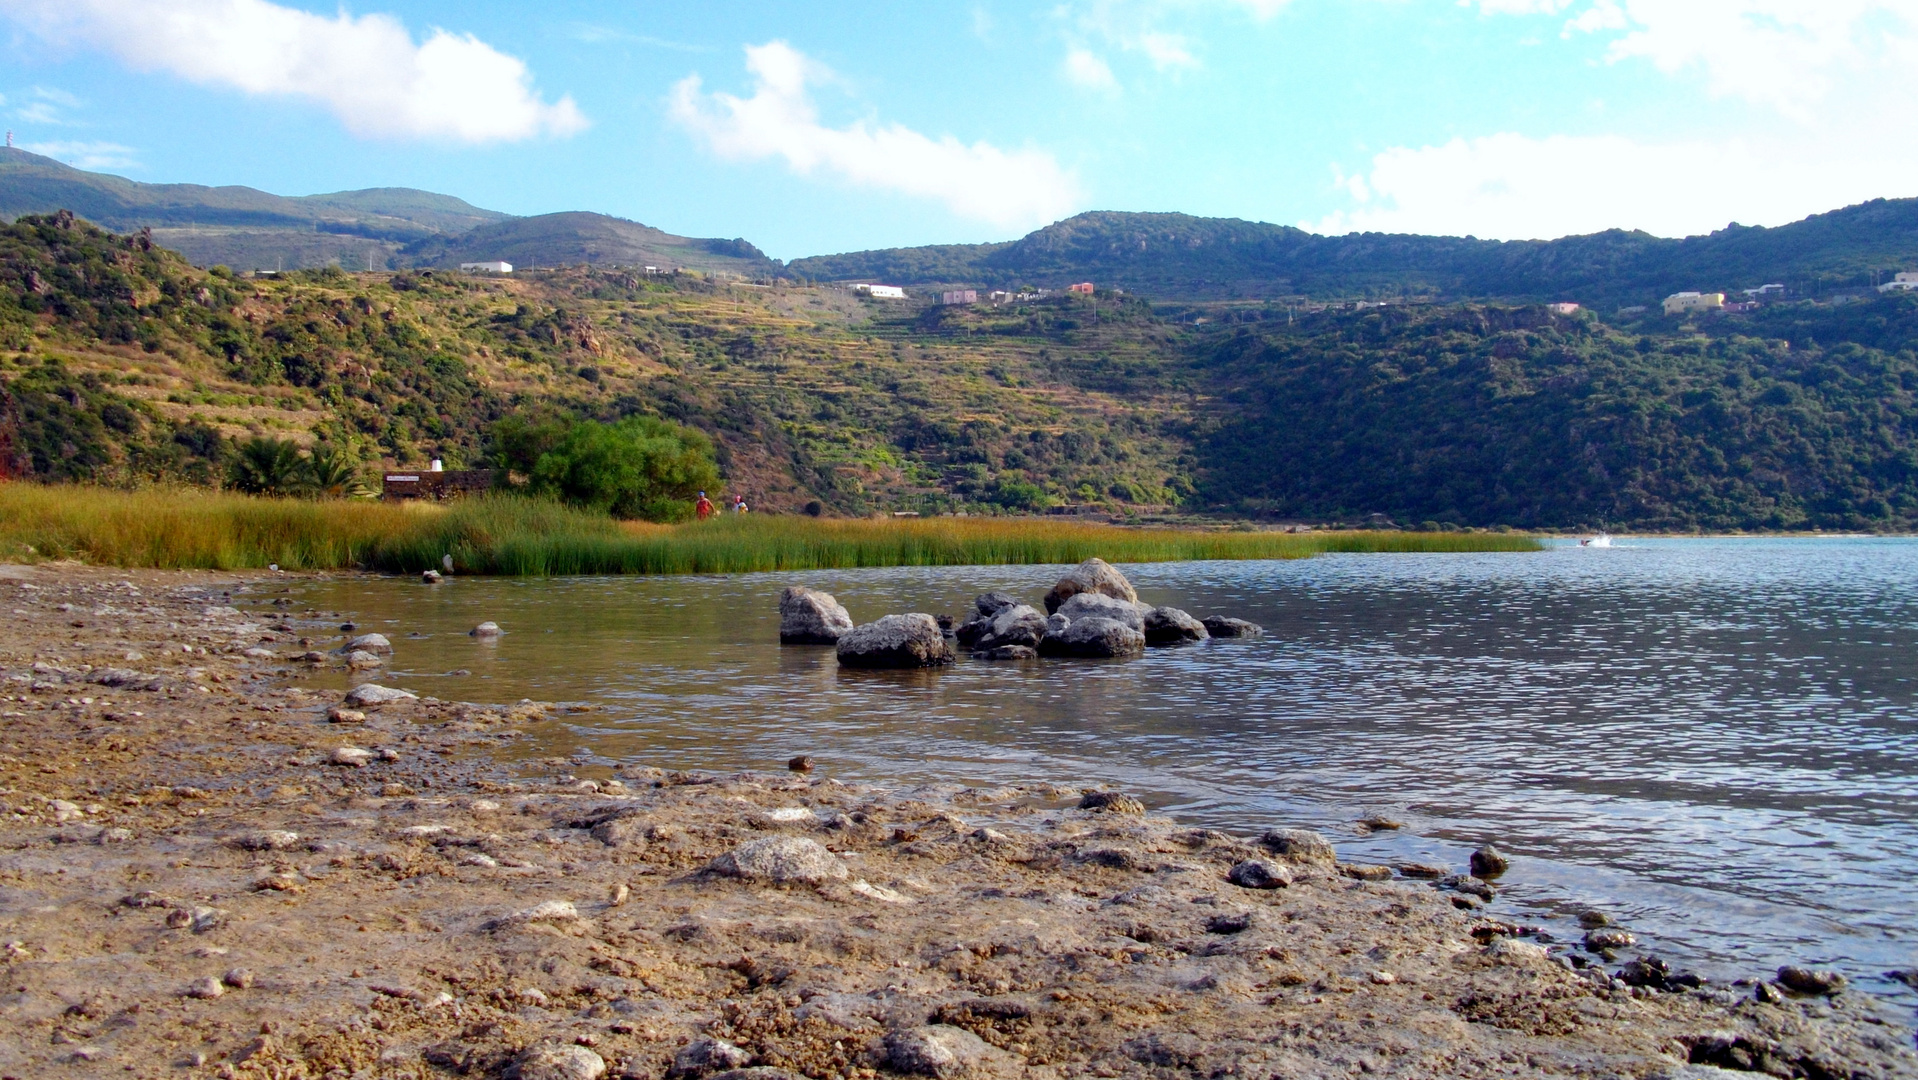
[0,484,1540,575]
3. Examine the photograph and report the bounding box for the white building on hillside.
[460,261,513,274]
[853,284,906,299]
[941,290,978,306]
[1878,272,1918,293]
[1663,291,1725,315]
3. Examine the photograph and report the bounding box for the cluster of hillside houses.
[851,283,1098,304]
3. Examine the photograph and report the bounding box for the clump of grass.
[0,483,1541,575]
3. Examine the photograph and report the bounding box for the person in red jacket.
[694,491,714,519]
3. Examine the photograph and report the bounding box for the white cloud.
[22,139,139,170]
[0,0,587,143]
[1318,1,1918,239]
[1063,47,1122,92]
[670,41,1082,229]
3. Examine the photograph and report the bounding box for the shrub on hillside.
[526,415,721,521]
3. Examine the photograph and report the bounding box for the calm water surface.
[282,538,1918,998]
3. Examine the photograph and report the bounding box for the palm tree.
[307,444,361,498]
[228,437,306,496]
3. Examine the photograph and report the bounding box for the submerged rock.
[836,614,954,668]
[1078,791,1146,814]
[1044,557,1138,614]
[779,587,855,645]
[954,592,1020,647]
[1777,965,1848,995]
[1038,616,1145,658]
[344,684,416,706]
[1201,616,1264,638]
[1470,845,1511,877]
[344,633,392,656]
[1143,606,1209,646]
[470,621,502,638]
[975,644,1037,661]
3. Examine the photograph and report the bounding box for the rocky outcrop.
[970,604,1046,652]
[835,614,955,668]
[1044,558,1138,614]
[1144,606,1209,645]
[954,592,1020,647]
[779,587,855,645]
[1055,591,1146,630]
[1037,616,1145,658]
[1202,616,1264,638]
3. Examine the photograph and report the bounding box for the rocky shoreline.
[0,563,1911,1079]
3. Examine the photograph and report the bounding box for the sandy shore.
[0,563,1910,1080]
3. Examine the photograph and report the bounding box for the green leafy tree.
[528,416,721,521]
[228,437,307,496]
[488,412,577,480]
[306,444,362,498]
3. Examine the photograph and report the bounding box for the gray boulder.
[670,1038,753,1078]
[1202,616,1264,638]
[883,1025,1008,1079]
[836,614,954,668]
[344,633,392,655]
[972,604,1046,651]
[1143,606,1209,646]
[1037,616,1145,658]
[1044,557,1138,614]
[344,684,416,706]
[779,587,855,645]
[1055,591,1146,630]
[707,836,848,884]
[974,644,1037,661]
[507,1044,606,1080]
[1261,828,1337,866]
[954,592,1021,646]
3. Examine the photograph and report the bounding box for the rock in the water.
[327,706,366,724]
[707,836,848,884]
[779,587,855,645]
[1261,828,1337,866]
[884,1025,1000,1079]
[1078,791,1146,814]
[1470,845,1510,877]
[1201,616,1264,638]
[671,1038,753,1078]
[421,570,443,584]
[508,1043,606,1080]
[470,621,502,638]
[1054,591,1146,630]
[344,633,392,655]
[343,649,383,669]
[975,644,1037,661]
[1582,928,1635,952]
[954,592,1021,646]
[971,604,1046,651]
[1439,873,1495,900]
[1143,606,1208,646]
[787,755,814,772]
[1777,965,1847,994]
[1044,557,1138,614]
[1338,863,1394,881]
[1617,956,1671,988]
[1226,859,1292,889]
[328,747,374,767]
[836,614,954,668]
[1577,910,1614,928]
[344,684,416,706]
[1037,616,1145,658]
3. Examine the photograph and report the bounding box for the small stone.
[344,684,416,706]
[1577,910,1613,928]
[706,836,848,884]
[508,1043,606,1080]
[470,621,502,637]
[1368,970,1398,984]
[1754,980,1785,1004]
[223,967,255,989]
[1226,859,1292,890]
[185,976,224,999]
[345,633,392,655]
[974,644,1037,660]
[1338,863,1394,881]
[884,1025,999,1079]
[231,830,300,851]
[343,649,383,669]
[1469,845,1510,877]
[328,746,374,767]
[327,706,366,724]
[1205,911,1255,935]
[1078,790,1146,814]
[1582,928,1636,952]
[1438,874,1495,900]
[490,900,581,930]
[671,1037,753,1078]
[787,755,814,772]
[1486,938,1549,963]
[1617,956,1670,988]
[1394,862,1447,879]
[608,883,630,907]
[189,907,229,933]
[421,570,443,584]
[591,817,646,847]
[1201,616,1263,638]
[1261,828,1337,866]
[1777,965,1847,995]
[1357,813,1404,831]
[242,647,276,659]
[376,747,400,762]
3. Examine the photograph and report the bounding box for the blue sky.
[1,1,1913,260]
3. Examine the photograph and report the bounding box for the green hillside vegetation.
[398,211,780,277]
[1194,301,1918,531]
[791,203,1918,307]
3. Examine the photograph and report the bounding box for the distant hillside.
[400,211,782,278]
[790,202,1918,305]
[0,151,779,277]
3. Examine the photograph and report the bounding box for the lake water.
[281,538,1918,999]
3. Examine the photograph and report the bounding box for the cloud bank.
[671,42,1081,229]
[0,0,586,143]
[1318,1,1918,239]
